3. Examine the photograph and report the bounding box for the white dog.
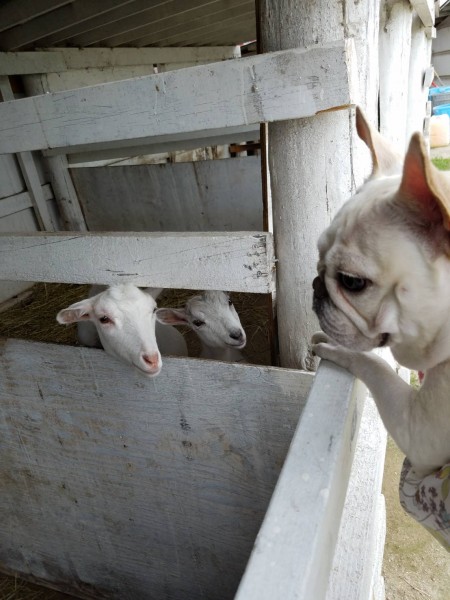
[312,107,450,549]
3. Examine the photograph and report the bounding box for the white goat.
[156,290,246,362]
[56,284,187,377]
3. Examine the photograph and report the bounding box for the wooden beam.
[0,183,53,219]
[0,76,55,230]
[409,0,435,26]
[44,154,87,231]
[236,362,365,600]
[65,127,260,165]
[0,0,139,51]
[0,51,66,75]
[0,41,357,155]
[0,46,240,75]
[0,231,275,292]
[0,0,71,34]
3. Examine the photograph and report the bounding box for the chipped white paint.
[0,338,313,599]
[0,231,275,293]
[0,42,357,155]
[236,361,365,600]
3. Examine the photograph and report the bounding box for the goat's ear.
[56,299,94,324]
[355,106,402,177]
[156,308,188,326]
[397,132,450,230]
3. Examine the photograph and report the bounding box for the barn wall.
[70,157,262,233]
[0,152,59,304]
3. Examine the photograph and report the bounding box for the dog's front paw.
[311,331,352,371]
[311,331,332,345]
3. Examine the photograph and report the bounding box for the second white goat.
[156,290,246,361]
[57,284,187,377]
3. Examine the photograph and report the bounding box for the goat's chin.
[134,364,161,378]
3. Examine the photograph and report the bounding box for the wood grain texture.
[70,157,263,233]
[0,183,53,218]
[0,338,313,599]
[325,396,387,600]
[0,231,275,292]
[236,361,365,600]
[0,43,356,155]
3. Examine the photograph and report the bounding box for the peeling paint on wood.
[0,231,276,292]
[0,42,357,155]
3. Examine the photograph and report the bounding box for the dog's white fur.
[312,107,450,477]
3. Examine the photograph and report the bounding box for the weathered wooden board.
[0,338,313,600]
[0,183,53,219]
[0,41,357,155]
[236,361,365,600]
[0,231,275,292]
[0,46,240,75]
[70,157,263,233]
[409,0,434,27]
[326,396,387,600]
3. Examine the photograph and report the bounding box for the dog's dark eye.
[193,319,204,327]
[337,273,367,292]
[99,315,112,324]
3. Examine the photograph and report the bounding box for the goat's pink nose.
[142,352,161,370]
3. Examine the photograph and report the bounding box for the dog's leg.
[312,332,450,474]
[311,332,415,457]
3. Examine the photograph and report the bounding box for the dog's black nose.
[312,276,328,300]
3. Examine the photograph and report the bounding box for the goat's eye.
[193,319,204,327]
[153,307,157,313]
[99,315,113,324]
[228,299,233,306]
[337,273,368,292]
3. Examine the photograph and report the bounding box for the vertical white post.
[259,0,379,369]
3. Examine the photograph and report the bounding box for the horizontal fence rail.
[0,41,356,155]
[0,231,275,293]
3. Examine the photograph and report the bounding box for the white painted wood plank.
[14,46,240,71]
[0,46,240,76]
[0,51,66,75]
[409,0,435,26]
[325,397,387,600]
[236,362,366,600]
[0,77,55,230]
[0,231,275,292]
[0,183,53,218]
[65,127,260,164]
[15,151,55,230]
[0,338,313,599]
[44,154,87,231]
[379,1,413,153]
[0,42,357,155]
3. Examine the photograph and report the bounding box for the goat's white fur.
[156,290,246,362]
[57,284,187,377]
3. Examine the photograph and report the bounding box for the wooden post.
[379,0,413,151]
[406,14,433,143]
[258,0,379,370]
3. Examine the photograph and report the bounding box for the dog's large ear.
[397,133,450,231]
[355,106,402,177]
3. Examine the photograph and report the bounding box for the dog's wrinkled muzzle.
[312,276,329,300]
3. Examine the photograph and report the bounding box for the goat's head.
[57,284,162,376]
[157,290,246,350]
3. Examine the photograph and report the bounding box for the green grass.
[431,157,450,171]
